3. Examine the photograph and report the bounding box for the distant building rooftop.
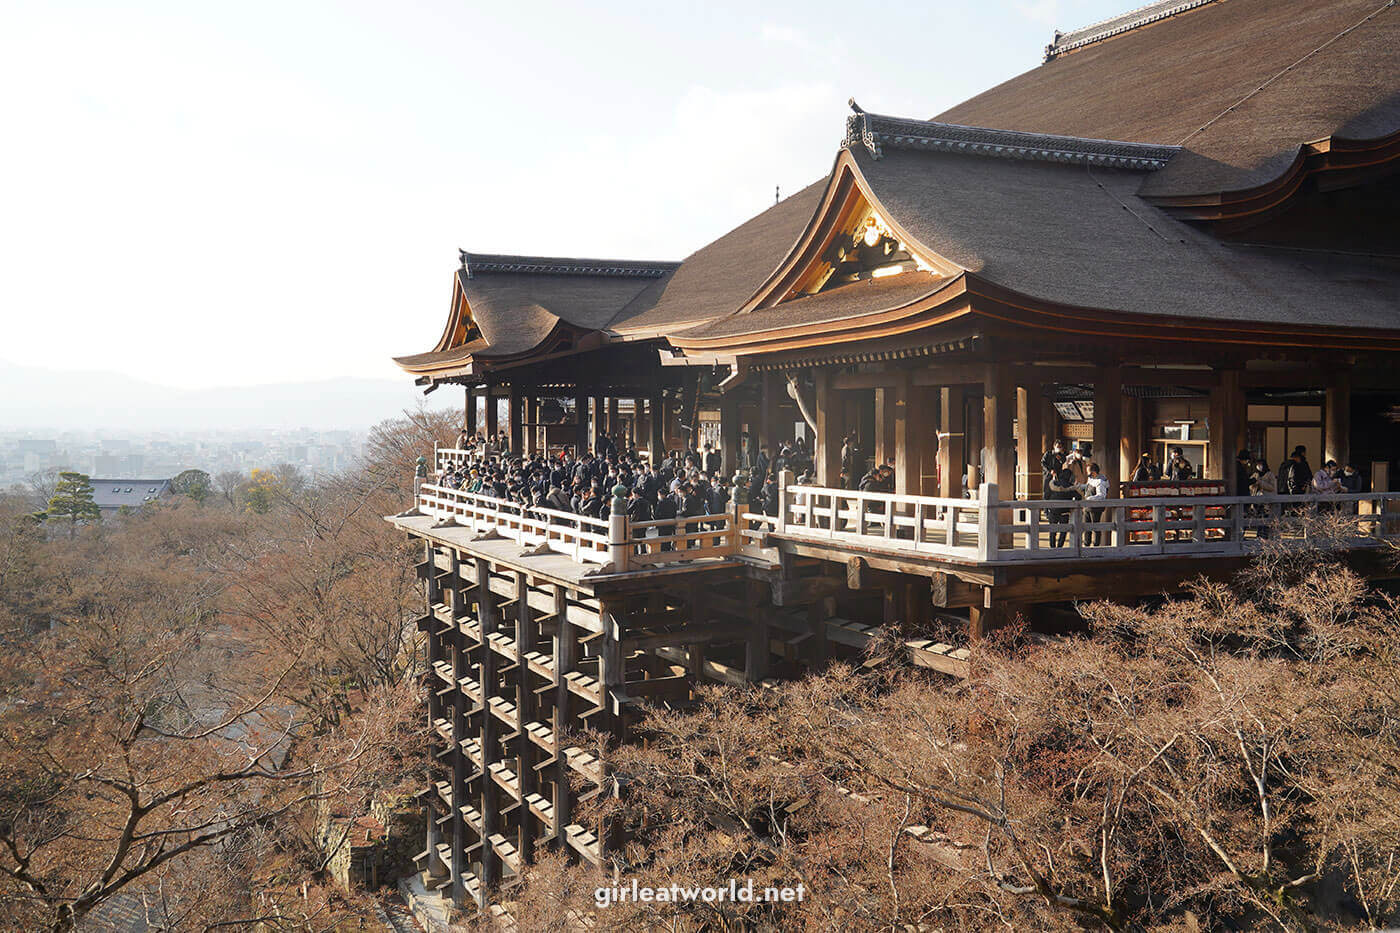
[90,478,172,511]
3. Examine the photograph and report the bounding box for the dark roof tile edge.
[844,105,1179,169]
[459,251,680,279]
[1044,0,1219,61]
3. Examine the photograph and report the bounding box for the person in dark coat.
[1045,466,1082,548]
[703,443,721,475]
[1041,440,1066,490]
[1278,446,1312,496]
[653,488,677,551]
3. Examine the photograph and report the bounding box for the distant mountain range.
[0,361,456,431]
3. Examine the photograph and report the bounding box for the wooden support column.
[508,385,523,457]
[1326,368,1351,468]
[969,598,1024,639]
[965,394,983,491]
[598,600,623,736]
[1093,365,1123,496]
[448,552,468,904]
[983,363,1015,492]
[523,395,536,456]
[649,393,665,463]
[759,371,779,462]
[465,386,478,440]
[938,386,965,499]
[745,579,771,681]
[592,395,605,451]
[1209,369,1245,493]
[1040,394,1058,454]
[423,543,447,882]
[914,385,940,495]
[484,383,499,443]
[720,390,740,477]
[475,558,501,889]
[574,391,589,456]
[607,397,619,438]
[514,571,537,864]
[892,373,918,495]
[814,369,844,487]
[1121,394,1142,482]
[1016,384,1042,498]
[551,585,576,830]
[875,385,895,466]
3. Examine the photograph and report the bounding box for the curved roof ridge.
[1045,0,1219,61]
[845,102,1179,169]
[459,251,679,279]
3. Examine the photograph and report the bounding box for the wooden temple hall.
[387,0,1400,908]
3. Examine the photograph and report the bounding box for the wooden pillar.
[592,395,605,451]
[983,364,1014,490]
[448,552,468,903]
[759,371,779,463]
[892,373,918,495]
[475,557,500,888]
[465,386,478,439]
[914,385,940,496]
[484,383,499,443]
[1016,383,1042,498]
[551,585,576,830]
[875,385,895,466]
[938,386,965,499]
[649,393,665,463]
[508,385,523,456]
[965,393,983,491]
[720,390,740,477]
[1040,394,1058,455]
[814,369,844,487]
[1208,369,1244,491]
[1121,394,1142,482]
[513,571,537,864]
[1093,365,1123,496]
[607,397,619,439]
[1325,369,1351,468]
[574,391,588,455]
[527,395,540,456]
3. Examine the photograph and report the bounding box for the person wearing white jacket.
[1082,462,1109,547]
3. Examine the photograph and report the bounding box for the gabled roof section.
[669,116,1400,355]
[393,253,679,378]
[936,0,1400,200]
[1044,0,1219,61]
[845,102,1179,169]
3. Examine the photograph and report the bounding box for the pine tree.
[45,471,101,537]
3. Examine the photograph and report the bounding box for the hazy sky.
[2,0,1131,390]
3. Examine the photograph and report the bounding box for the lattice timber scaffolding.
[404,527,972,910]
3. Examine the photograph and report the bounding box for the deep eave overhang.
[1145,127,1400,227]
[671,271,1400,359]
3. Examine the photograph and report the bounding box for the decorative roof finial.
[849,98,865,115]
[459,248,469,271]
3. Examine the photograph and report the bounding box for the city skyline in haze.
[3,0,1134,390]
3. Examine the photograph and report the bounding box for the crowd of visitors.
[432,429,831,532]
[1035,439,1366,549]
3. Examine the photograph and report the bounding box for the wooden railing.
[415,481,739,574]
[417,453,1400,571]
[779,482,985,560]
[418,484,612,565]
[778,480,1400,563]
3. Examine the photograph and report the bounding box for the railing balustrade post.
[777,471,790,534]
[976,483,998,561]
